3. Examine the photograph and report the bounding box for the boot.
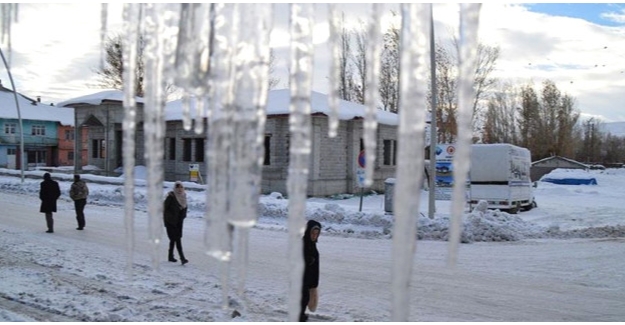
[177,239,188,265]
[168,241,177,262]
[45,213,54,233]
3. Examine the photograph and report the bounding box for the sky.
[0,166,624,321]
[1,3,625,121]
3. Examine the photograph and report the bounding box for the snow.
[56,89,145,107]
[164,89,403,126]
[0,167,624,321]
[540,168,596,180]
[0,87,74,126]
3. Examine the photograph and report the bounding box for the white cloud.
[2,3,625,121]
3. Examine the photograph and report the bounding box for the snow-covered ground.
[0,167,624,321]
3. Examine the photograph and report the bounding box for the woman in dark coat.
[300,219,321,322]
[163,181,188,265]
[40,172,61,233]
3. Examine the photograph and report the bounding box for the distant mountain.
[601,122,625,137]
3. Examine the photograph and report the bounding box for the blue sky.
[525,3,625,27]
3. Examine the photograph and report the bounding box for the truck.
[467,143,536,214]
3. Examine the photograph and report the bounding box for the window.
[168,138,176,160]
[182,138,192,162]
[65,130,74,140]
[92,140,99,158]
[28,150,46,164]
[195,138,204,162]
[92,139,105,158]
[383,139,397,166]
[68,151,74,161]
[100,140,106,158]
[264,134,271,165]
[4,123,16,134]
[7,148,16,155]
[31,125,45,136]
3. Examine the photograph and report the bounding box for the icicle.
[0,3,17,63]
[363,4,382,187]
[182,94,192,131]
[100,3,108,71]
[287,3,314,322]
[391,4,430,321]
[193,96,205,134]
[204,2,234,263]
[228,4,272,308]
[448,4,482,267]
[327,4,340,138]
[173,3,211,95]
[203,4,236,312]
[121,3,142,275]
[142,3,179,269]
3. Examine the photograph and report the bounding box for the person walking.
[300,219,322,322]
[163,181,188,265]
[69,174,89,230]
[39,172,61,233]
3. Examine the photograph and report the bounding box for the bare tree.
[483,81,519,144]
[95,34,145,97]
[378,12,400,112]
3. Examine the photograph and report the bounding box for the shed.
[530,156,588,182]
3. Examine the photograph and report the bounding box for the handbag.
[308,287,318,312]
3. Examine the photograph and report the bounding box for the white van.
[467,144,536,214]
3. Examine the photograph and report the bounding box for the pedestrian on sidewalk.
[69,174,89,230]
[163,181,189,265]
[300,219,322,322]
[39,172,61,233]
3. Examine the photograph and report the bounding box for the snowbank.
[1,168,624,243]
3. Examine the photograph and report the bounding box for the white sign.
[356,168,365,188]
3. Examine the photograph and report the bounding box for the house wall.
[163,120,207,182]
[74,102,145,175]
[57,125,88,167]
[71,102,398,197]
[531,158,587,181]
[0,118,59,168]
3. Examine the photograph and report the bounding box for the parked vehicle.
[467,144,536,214]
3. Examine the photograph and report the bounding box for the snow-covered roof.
[57,89,145,107]
[165,89,405,126]
[532,155,589,168]
[0,86,74,126]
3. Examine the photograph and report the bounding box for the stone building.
[61,89,406,196]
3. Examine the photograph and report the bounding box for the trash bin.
[384,178,395,213]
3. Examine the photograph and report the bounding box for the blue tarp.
[541,177,597,185]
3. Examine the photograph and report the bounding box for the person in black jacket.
[300,219,321,322]
[39,173,61,233]
[163,181,188,265]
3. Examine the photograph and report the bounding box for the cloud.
[601,8,625,24]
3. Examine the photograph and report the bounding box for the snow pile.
[1,168,624,243]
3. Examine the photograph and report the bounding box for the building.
[0,83,79,169]
[530,155,589,182]
[57,90,147,176]
[61,89,415,196]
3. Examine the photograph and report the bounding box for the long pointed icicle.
[287,3,314,322]
[363,3,382,187]
[142,3,178,269]
[229,3,273,306]
[448,3,482,267]
[121,2,141,275]
[327,4,340,138]
[100,4,108,71]
[391,4,430,321]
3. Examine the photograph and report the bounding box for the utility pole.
[428,4,437,219]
